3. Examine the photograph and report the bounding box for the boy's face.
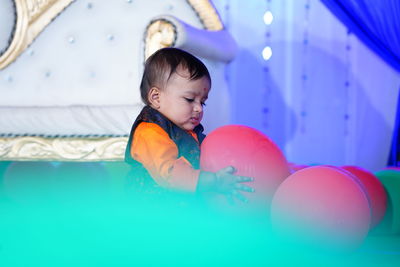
[155,67,210,131]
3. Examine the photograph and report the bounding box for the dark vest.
[124,106,206,189]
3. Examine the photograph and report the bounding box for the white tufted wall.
[0,0,235,136]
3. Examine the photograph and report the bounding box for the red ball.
[341,165,387,228]
[270,166,371,251]
[200,125,290,215]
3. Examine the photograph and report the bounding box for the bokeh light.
[262,46,273,60]
[263,11,274,25]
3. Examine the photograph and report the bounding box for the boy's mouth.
[190,117,200,124]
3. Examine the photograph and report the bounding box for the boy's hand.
[198,166,255,204]
[214,166,255,203]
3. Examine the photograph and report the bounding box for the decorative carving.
[0,137,128,161]
[144,0,224,60]
[144,19,177,60]
[186,0,223,30]
[0,0,223,69]
[0,0,74,69]
[27,0,57,23]
[0,0,224,161]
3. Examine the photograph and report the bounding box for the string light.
[222,0,231,83]
[344,30,352,136]
[300,0,311,133]
[262,1,273,62]
[263,11,273,25]
[223,0,230,29]
[262,0,273,129]
[262,46,272,60]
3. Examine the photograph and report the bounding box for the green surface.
[375,170,400,234]
[1,162,400,266]
[1,194,400,266]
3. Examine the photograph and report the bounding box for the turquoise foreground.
[1,161,400,266]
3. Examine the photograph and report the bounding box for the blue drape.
[320,0,400,166]
[320,0,400,71]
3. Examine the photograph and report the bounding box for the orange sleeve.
[130,122,200,192]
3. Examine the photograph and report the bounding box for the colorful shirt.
[125,106,206,192]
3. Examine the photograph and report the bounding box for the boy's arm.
[131,123,254,198]
[131,122,199,192]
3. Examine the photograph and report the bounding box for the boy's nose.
[194,102,203,113]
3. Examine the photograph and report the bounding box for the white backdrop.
[0,0,234,136]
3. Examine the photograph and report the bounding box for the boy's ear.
[148,87,161,108]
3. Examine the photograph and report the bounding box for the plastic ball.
[200,125,290,216]
[374,169,400,234]
[341,165,387,228]
[270,166,371,251]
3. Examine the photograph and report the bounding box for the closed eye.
[184,97,206,107]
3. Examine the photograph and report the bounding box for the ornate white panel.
[0,0,237,160]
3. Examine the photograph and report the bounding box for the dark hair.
[140,47,211,105]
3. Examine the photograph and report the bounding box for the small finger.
[234,183,255,193]
[232,190,249,203]
[235,176,254,183]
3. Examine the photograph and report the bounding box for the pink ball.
[200,125,290,215]
[341,165,387,228]
[271,166,371,251]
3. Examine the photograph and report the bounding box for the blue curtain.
[320,0,400,71]
[320,0,400,165]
